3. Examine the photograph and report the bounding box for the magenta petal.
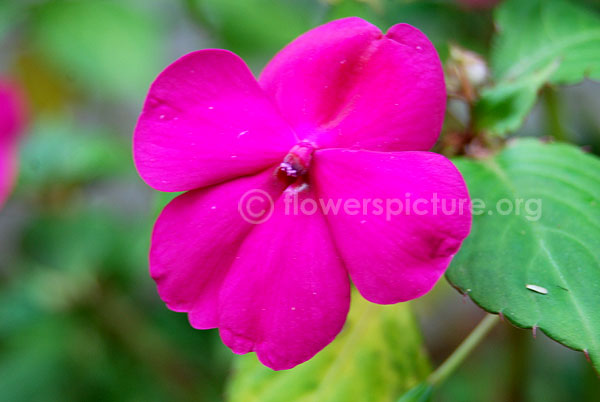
[134,50,297,192]
[260,18,445,151]
[150,169,285,329]
[312,149,471,304]
[0,80,26,207]
[218,191,350,370]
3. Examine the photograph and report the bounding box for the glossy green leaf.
[447,139,600,373]
[30,0,165,101]
[227,293,430,402]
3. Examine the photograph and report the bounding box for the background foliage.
[0,0,599,401]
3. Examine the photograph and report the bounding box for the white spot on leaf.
[526,284,548,295]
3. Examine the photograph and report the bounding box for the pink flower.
[134,18,471,370]
[0,79,26,208]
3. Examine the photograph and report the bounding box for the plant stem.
[427,313,500,387]
[507,326,529,402]
[543,86,568,142]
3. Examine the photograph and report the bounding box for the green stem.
[543,86,568,142]
[427,313,500,387]
[507,326,529,402]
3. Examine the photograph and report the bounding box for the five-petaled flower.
[134,17,471,370]
[0,79,26,208]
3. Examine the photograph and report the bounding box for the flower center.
[277,141,315,185]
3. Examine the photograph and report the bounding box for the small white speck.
[210,205,216,210]
[526,284,548,295]
[173,117,179,121]
[231,155,237,159]
[360,220,366,224]
[208,106,214,110]
[237,130,248,138]
[291,307,296,311]
[394,103,399,106]
[340,59,346,64]
[312,292,317,295]
[159,114,165,120]
[416,45,422,50]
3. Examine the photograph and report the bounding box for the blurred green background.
[1,0,599,401]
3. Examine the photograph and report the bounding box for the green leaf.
[397,383,433,402]
[447,139,600,373]
[18,119,132,188]
[474,61,557,135]
[30,0,165,101]
[492,0,600,84]
[227,293,430,402]
[475,0,600,135]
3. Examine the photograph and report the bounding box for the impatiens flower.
[0,79,26,208]
[134,17,471,370]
